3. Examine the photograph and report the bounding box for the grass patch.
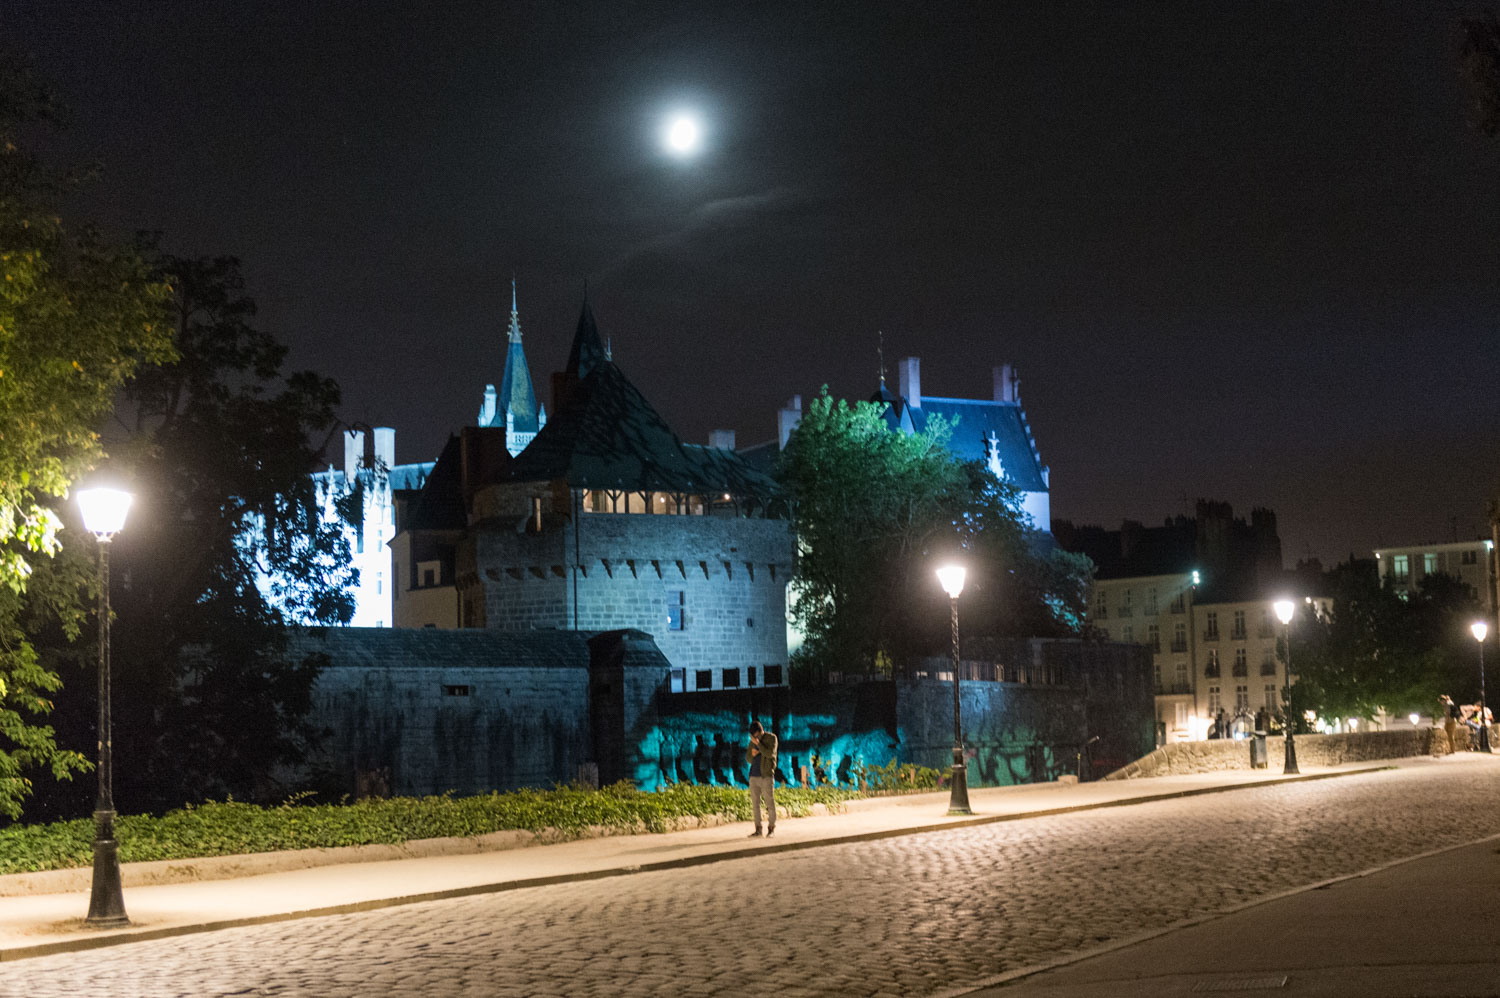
[0,783,860,876]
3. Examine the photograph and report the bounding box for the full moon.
[664,115,701,156]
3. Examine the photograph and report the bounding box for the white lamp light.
[936,565,967,600]
[1409,712,1421,727]
[77,488,133,540]
[1473,621,1489,644]
[1273,599,1295,625]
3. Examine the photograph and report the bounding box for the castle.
[389,296,796,693]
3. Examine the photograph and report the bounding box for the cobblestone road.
[8,763,1500,998]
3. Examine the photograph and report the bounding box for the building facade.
[1058,501,1325,744]
[1373,538,1496,613]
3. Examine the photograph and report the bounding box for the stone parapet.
[1104,726,1496,780]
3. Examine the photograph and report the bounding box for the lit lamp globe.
[1473,621,1489,644]
[1273,599,1295,626]
[1409,712,1421,727]
[936,565,967,600]
[77,488,133,539]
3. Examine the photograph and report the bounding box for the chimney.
[478,383,497,426]
[343,430,365,482]
[709,429,736,450]
[778,395,803,450]
[994,364,1018,403]
[373,427,395,473]
[898,357,921,408]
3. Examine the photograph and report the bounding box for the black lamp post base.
[1480,726,1492,753]
[947,749,973,816]
[1283,736,1300,776]
[85,810,129,928]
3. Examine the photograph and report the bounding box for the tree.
[777,390,1089,683]
[28,250,356,818]
[1293,560,1480,722]
[0,57,173,817]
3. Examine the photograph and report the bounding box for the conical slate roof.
[506,303,777,496]
[564,296,607,380]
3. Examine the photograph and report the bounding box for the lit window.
[1424,552,1439,575]
[1392,555,1410,583]
[667,590,685,631]
[670,669,685,693]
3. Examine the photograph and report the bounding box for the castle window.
[722,668,740,688]
[748,667,757,686]
[1463,550,1479,565]
[666,590,685,631]
[695,669,712,691]
[442,685,471,697]
[764,665,783,686]
[670,669,685,693]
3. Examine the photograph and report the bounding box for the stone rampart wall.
[1105,725,1495,780]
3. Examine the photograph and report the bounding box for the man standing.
[1441,695,1461,753]
[747,721,778,838]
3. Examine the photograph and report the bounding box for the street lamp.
[1274,598,1299,775]
[1472,621,1490,753]
[77,486,132,927]
[935,564,972,816]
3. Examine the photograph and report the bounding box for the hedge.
[0,783,860,876]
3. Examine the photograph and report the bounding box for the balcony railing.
[1232,663,1248,677]
[1170,639,1188,653]
[1204,666,1221,679]
[1260,662,1278,676]
[1230,627,1247,641]
[1155,682,1193,695]
[1203,631,1219,642]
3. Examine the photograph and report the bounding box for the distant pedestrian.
[1442,695,1461,753]
[1254,706,1269,734]
[747,721,778,838]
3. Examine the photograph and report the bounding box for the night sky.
[8,1,1498,565]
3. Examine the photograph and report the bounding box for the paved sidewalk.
[0,760,1401,962]
[956,828,1500,998]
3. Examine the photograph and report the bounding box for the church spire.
[479,279,542,456]
[507,277,522,344]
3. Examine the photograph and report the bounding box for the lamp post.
[77,487,132,927]
[1274,598,1298,775]
[1472,621,1491,753]
[935,564,972,816]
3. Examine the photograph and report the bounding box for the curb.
[0,764,1394,963]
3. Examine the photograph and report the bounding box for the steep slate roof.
[388,461,435,491]
[404,435,466,530]
[503,302,779,496]
[877,393,1047,493]
[506,359,779,495]
[485,282,541,434]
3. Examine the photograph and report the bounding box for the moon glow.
[665,115,701,156]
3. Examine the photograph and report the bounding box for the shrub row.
[0,783,859,876]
